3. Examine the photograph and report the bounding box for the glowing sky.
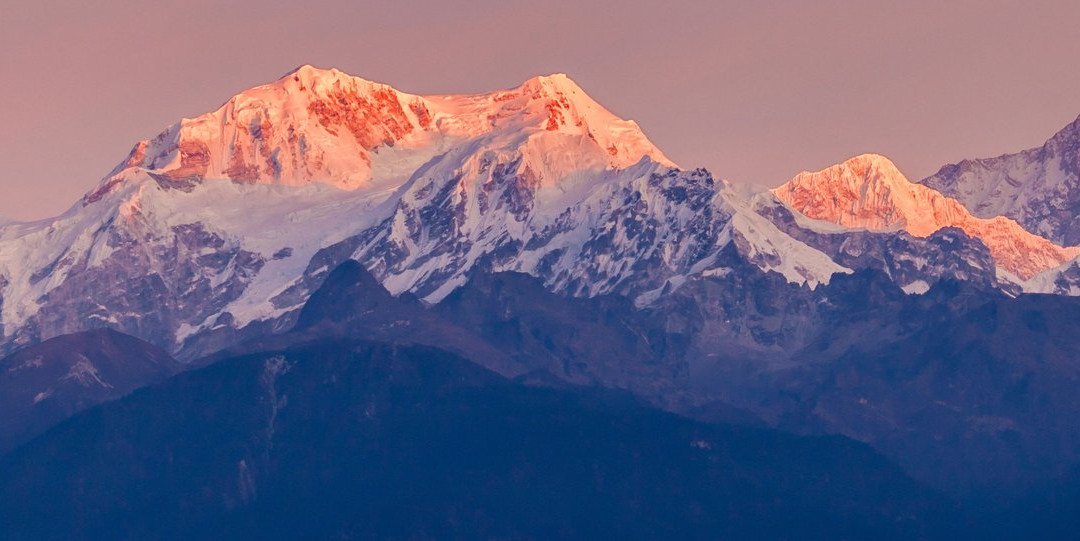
[1,0,1079,220]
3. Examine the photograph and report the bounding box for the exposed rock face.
[773,154,1080,280]
[921,116,1080,246]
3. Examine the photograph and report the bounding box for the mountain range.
[3,65,1080,538]
[0,66,844,360]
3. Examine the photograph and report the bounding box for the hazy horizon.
[2,0,1079,220]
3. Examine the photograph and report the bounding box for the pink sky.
[1,0,1079,220]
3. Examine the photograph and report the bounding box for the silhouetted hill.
[0,339,955,540]
[0,329,179,452]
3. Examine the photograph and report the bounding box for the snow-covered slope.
[0,66,843,358]
[772,154,1080,280]
[920,115,1080,246]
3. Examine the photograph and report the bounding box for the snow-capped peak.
[85,66,673,204]
[281,63,365,86]
[519,72,581,95]
[773,154,1080,280]
[775,154,955,235]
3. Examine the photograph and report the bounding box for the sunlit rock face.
[772,153,1080,280]
[93,65,674,194]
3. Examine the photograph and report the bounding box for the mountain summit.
[772,154,1080,280]
[88,65,673,200]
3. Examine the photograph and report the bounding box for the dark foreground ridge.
[0,329,180,453]
[0,338,955,540]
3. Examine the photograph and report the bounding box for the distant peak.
[282,63,324,77]
[279,64,328,83]
[843,152,897,165]
[837,153,903,173]
[1049,113,1080,142]
[285,64,386,89]
[524,72,576,86]
[789,154,908,187]
[773,155,922,232]
[280,64,350,80]
[774,153,1080,280]
[518,73,586,97]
